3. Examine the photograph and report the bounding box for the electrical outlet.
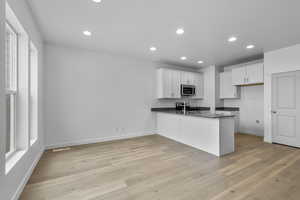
[256,120,260,124]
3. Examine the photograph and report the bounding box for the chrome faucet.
[183,100,188,114]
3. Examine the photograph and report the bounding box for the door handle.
[271,110,277,114]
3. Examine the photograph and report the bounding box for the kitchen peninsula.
[152,108,235,157]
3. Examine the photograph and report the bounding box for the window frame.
[5,21,19,159]
[29,41,38,144]
[5,2,31,174]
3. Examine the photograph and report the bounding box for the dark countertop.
[216,107,240,111]
[151,107,235,118]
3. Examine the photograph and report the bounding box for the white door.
[272,71,300,147]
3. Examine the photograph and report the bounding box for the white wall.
[0,1,44,200]
[45,44,159,148]
[224,85,264,136]
[264,44,300,142]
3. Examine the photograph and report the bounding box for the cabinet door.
[157,69,181,99]
[157,69,172,98]
[180,71,188,85]
[220,71,239,99]
[188,72,196,85]
[232,67,247,85]
[180,71,195,85]
[193,73,204,99]
[246,63,264,84]
[170,70,181,98]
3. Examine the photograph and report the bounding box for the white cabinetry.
[180,71,195,85]
[220,71,239,99]
[232,67,247,85]
[157,68,181,99]
[246,63,264,84]
[193,73,204,99]
[157,69,204,99]
[232,63,264,86]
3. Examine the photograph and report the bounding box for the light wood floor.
[20,134,300,200]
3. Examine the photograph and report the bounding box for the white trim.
[46,132,156,150]
[10,149,44,200]
[5,150,27,174]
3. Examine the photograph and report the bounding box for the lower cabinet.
[157,113,182,141]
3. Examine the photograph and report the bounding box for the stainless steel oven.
[181,84,196,97]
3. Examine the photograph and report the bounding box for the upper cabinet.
[220,71,239,99]
[156,69,204,99]
[157,68,181,99]
[232,62,264,86]
[180,71,195,85]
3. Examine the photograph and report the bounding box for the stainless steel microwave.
[181,84,196,97]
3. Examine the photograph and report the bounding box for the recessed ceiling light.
[149,46,157,52]
[93,0,102,3]
[197,61,204,64]
[180,56,187,60]
[246,44,255,49]
[176,28,185,35]
[83,30,92,36]
[228,36,237,42]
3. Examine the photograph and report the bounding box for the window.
[5,22,18,157]
[29,42,38,144]
[5,3,31,173]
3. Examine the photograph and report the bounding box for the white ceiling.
[27,0,300,67]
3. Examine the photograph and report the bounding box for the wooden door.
[272,71,300,147]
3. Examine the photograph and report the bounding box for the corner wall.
[264,44,300,142]
[0,1,44,199]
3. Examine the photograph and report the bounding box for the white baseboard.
[11,149,44,200]
[46,132,156,150]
